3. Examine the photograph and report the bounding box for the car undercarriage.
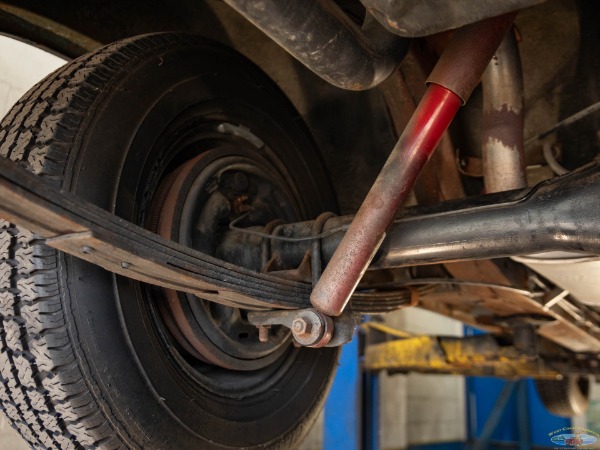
[0,0,599,448]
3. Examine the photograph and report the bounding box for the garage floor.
[0,414,28,449]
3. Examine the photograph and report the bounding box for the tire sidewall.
[57,36,338,448]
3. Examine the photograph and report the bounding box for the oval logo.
[551,434,598,447]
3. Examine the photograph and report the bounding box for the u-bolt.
[310,12,518,317]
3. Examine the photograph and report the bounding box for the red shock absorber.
[310,12,518,317]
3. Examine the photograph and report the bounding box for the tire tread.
[535,376,590,417]
[0,34,199,450]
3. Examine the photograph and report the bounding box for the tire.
[0,33,339,449]
[535,376,590,417]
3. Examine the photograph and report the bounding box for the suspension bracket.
[247,308,360,348]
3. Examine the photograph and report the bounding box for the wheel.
[0,33,339,449]
[535,376,590,417]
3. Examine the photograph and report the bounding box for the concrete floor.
[0,414,28,450]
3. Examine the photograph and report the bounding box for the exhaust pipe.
[223,0,409,90]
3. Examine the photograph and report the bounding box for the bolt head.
[292,318,311,335]
[292,318,305,333]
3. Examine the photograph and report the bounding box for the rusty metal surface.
[386,46,600,353]
[381,50,465,202]
[360,0,543,37]
[371,161,600,267]
[388,48,518,329]
[247,308,358,348]
[537,321,600,354]
[396,45,519,287]
[391,44,545,349]
[350,288,417,313]
[250,309,332,348]
[3,139,600,351]
[0,157,314,310]
[482,29,527,193]
[417,284,600,353]
[223,0,409,90]
[293,310,333,348]
[152,153,293,370]
[311,212,336,287]
[311,16,514,317]
[310,84,461,316]
[427,13,517,103]
[221,159,600,274]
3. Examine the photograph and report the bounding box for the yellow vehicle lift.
[363,322,563,379]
